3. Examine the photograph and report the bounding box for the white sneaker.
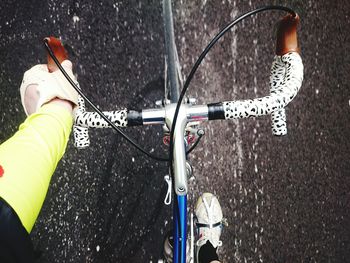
[194,193,223,260]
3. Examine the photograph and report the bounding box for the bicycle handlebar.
[73,52,303,126]
[276,13,300,56]
[45,14,303,149]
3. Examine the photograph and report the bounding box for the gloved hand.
[20,60,79,115]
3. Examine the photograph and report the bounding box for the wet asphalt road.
[1,0,350,262]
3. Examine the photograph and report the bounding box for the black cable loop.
[43,5,297,180]
[44,5,296,262]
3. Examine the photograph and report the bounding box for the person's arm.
[0,60,78,233]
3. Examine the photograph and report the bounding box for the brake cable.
[45,5,296,163]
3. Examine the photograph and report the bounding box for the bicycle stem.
[165,104,190,195]
[142,103,209,195]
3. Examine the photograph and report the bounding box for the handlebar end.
[271,109,287,136]
[73,125,90,149]
[276,13,300,56]
[44,36,68,72]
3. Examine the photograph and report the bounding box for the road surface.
[0,0,349,262]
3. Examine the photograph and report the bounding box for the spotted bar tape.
[75,110,128,128]
[73,95,90,148]
[73,95,128,148]
[223,52,303,135]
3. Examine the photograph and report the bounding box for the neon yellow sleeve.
[0,104,73,233]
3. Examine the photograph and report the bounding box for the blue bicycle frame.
[173,195,187,263]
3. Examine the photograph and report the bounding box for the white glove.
[20,60,79,115]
